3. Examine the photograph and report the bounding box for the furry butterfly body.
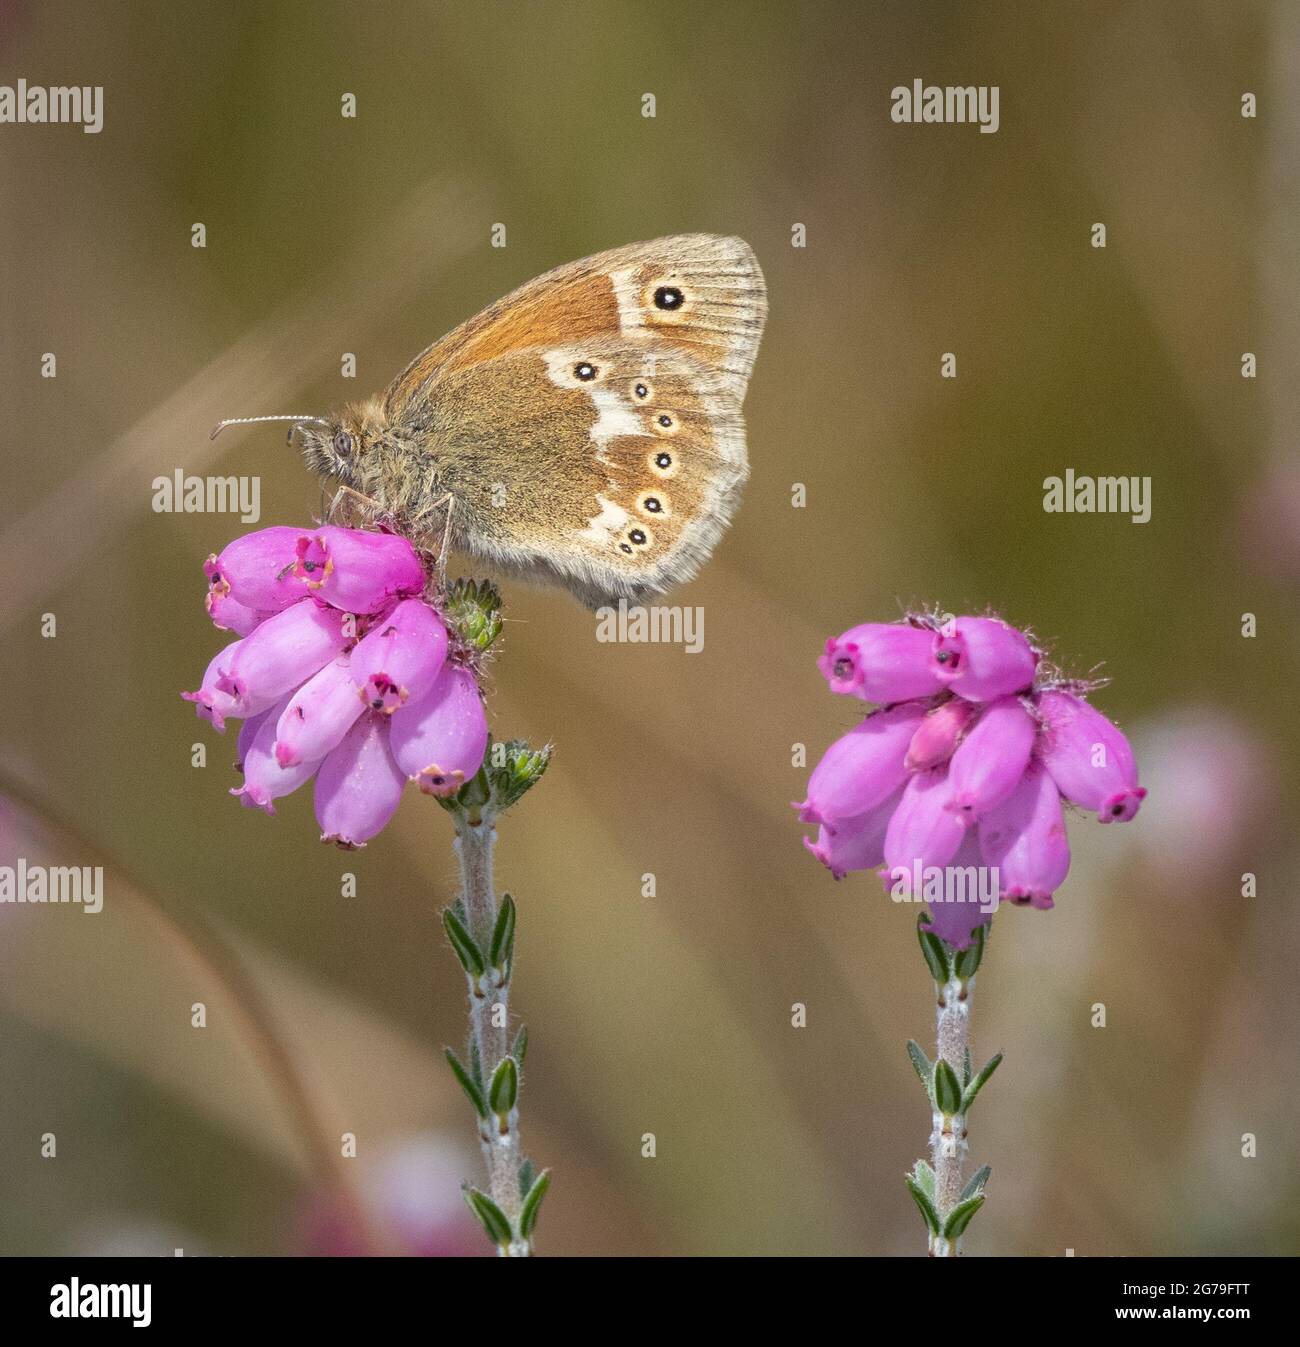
[296,235,766,608]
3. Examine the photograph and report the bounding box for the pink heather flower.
[351,598,450,712]
[292,526,427,614]
[798,609,1145,940]
[929,616,1038,703]
[793,701,925,826]
[273,657,365,768]
[184,525,488,847]
[817,623,946,703]
[905,696,976,771]
[216,599,351,714]
[314,713,408,848]
[389,665,490,798]
[915,830,994,949]
[803,786,902,880]
[945,695,1037,823]
[882,767,967,880]
[978,762,1070,908]
[205,527,312,620]
[1037,689,1145,822]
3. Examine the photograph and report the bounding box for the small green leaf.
[942,1193,985,1240]
[490,893,517,970]
[488,740,552,813]
[917,914,950,983]
[905,1174,940,1235]
[444,1047,488,1118]
[463,1186,512,1248]
[933,1058,962,1115]
[469,1036,484,1088]
[518,1158,535,1197]
[442,908,485,978]
[519,1168,551,1239]
[488,1055,519,1116]
[911,1159,936,1202]
[961,1051,1003,1113]
[963,1047,973,1087]
[512,1023,528,1066]
[443,577,504,653]
[954,924,987,979]
[960,1165,991,1203]
[907,1040,933,1093]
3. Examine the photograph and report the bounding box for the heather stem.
[452,809,527,1254]
[930,973,972,1256]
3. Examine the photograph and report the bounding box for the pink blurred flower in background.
[1130,706,1275,886]
[797,612,1145,948]
[184,525,488,848]
[300,1133,486,1257]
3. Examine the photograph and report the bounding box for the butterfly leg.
[429,492,455,580]
[326,484,382,526]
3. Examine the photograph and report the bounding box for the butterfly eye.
[653,286,684,311]
[333,430,353,457]
[574,361,598,381]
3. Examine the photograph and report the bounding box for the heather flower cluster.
[796,613,1145,948]
[183,525,488,848]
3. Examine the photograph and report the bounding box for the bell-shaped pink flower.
[292,527,426,615]
[979,762,1070,907]
[314,713,407,848]
[945,695,1037,823]
[204,582,266,636]
[802,786,902,880]
[882,767,967,880]
[817,623,945,703]
[350,599,449,713]
[183,641,246,731]
[274,656,365,768]
[205,527,313,614]
[918,830,995,950]
[389,665,490,797]
[929,616,1037,702]
[234,695,327,814]
[905,697,977,771]
[1037,689,1145,822]
[216,599,350,713]
[794,701,926,825]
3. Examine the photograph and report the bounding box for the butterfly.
[213,235,767,609]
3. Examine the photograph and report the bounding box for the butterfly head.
[297,398,388,487]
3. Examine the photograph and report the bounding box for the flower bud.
[802,786,901,879]
[905,697,977,771]
[216,599,350,713]
[794,701,926,825]
[292,527,425,615]
[945,696,1037,822]
[1037,689,1145,822]
[817,623,946,703]
[273,656,365,768]
[929,616,1037,702]
[979,761,1070,907]
[205,528,313,613]
[314,714,406,848]
[882,767,967,879]
[350,599,449,712]
[389,665,490,797]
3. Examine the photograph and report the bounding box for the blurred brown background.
[0,0,1295,1256]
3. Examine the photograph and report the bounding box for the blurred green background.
[1,0,1296,1256]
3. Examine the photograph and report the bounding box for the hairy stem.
[930,974,971,1256]
[452,810,526,1252]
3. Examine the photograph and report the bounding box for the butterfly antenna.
[209,414,329,441]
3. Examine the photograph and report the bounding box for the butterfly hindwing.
[420,339,748,606]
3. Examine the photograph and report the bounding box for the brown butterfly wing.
[418,339,749,607]
[383,234,766,419]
